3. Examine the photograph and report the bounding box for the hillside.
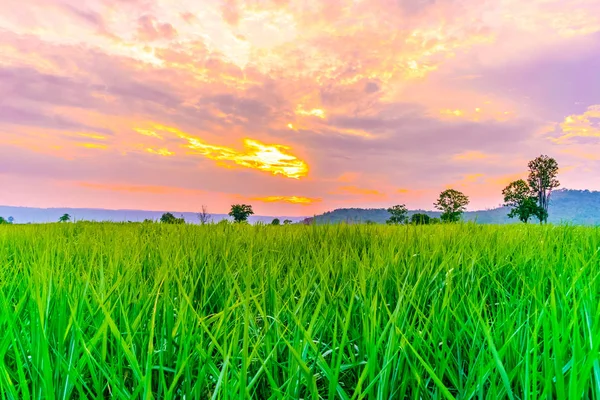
[306,189,600,225]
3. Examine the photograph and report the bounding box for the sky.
[1,0,600,216]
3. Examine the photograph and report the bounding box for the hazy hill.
[0,206,305,225]
[306,189,600,225]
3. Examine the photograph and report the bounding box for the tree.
[386,204,408,224]
[271,218,281,225]
[528,155,559,223]
[59,214,71,223]
[198,205,211,225]
[502,179,544,223]
[7,216,14,224]
[229,204,254,223]
[283,219,293,225]
[411,213,431,225]
[0,217,7,225]
[434,189,469,222]
[160,212,185,224]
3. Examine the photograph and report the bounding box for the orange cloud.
[252,196,321,205]
[453,151,491,161]
[332,185,387,197]
[78,182,204,195]
[551,105,600,144]
[138,124,309,179]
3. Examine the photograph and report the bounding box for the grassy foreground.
[0,223,599,399]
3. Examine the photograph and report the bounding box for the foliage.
[7,216,14,224]
[528,155,560,223]
[308,189,600,225]
[271,218,281,226]
[160,212,185,224]
[502,180,544,223]
[0,217,8,225]
[283,219,293,225]
[58,213,71,223]
[386,204,408,224]
[434,189,470,223]
[0,223,598,398]
[410,213,431,225]
[229,204,254,223]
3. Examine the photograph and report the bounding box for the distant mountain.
[0,206,305,225]
[304,189,600,225]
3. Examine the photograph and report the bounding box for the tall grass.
[0,222,599,399]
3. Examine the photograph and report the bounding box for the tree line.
[1,155,559,227]
[386,155,560,225]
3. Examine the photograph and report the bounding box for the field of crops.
[0,222,599,399]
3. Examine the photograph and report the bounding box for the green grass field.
[0,222,599,399]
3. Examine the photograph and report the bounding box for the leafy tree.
[229,204,254,223]
[59,213,71,223]
[411,213,431,225]
[0,217,7,225]
[7,216,14,224]
[143,219,154,223]
[434,189,469,222]
[386,204,408,225]
[160,212,185,224]
[198,205,211,224]
[528,155,559,223]
[283,219,293,225]
[364,220,377,225]
[271,218,281,226]
[502,179,544,223]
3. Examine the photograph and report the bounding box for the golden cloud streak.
[552,105,600,144]
[146,148,174,156]
[135,128,164,139]
[252,196,321,205]
[78,143,107,149]
[141,124,309,179]
[295,105,326,119]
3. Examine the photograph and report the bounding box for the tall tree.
[0,217,7,225]
[502,179,543,223]
[271,218,281,226]
[527,155,559,223]
[283,219,293,225]
[59,213,71,223]
[386,204,408,224]
[7,216,14,224]
[229,204,254,223]
[434,189,469,222]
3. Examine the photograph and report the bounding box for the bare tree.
[198,205,212,224]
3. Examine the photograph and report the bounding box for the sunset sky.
[1,0,600,216]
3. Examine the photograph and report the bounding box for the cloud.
[549,105,600,144]
[136,15,178,42]
[0,104,113,135]
[78,182,204,195]
[251,196,321,205]
[139,124,309,179]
